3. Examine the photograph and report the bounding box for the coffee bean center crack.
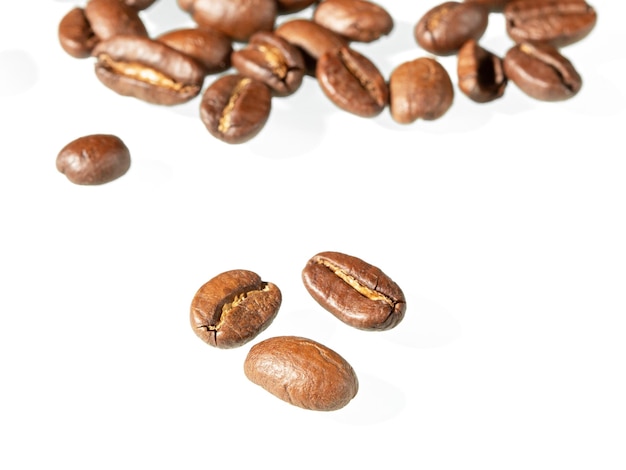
[256,45,288,80]
[219,78,252,133]
[98,54,193,92]
[520,43,578,91]
[338,49,379,100]
[318,259,394,306]
[200,283,271,331]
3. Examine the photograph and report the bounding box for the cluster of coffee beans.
[57,0,597,145]
[189,251,406,411]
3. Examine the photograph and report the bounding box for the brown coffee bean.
[504,0,597,47]
[92,35,205,106]
[56,134,130,185]
[190,270,281,349]
[185,0,277,42]
[156,27,232,76]
[414,1,489,56]
[276,0,318,14]
[316,47,388,117]
[58,7,99,59]
[244,336,359,411]
[313,0,394,43]
[84,0,148,42]
[503,41,582,101]
[199,74,273,144]
[275,19,348,75]
[231,31,305,97]
[457,39,507,103]
[389,57,454,123]
[464,0,512,12]
[302,251,406,331]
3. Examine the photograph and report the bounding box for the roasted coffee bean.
[200,74,273,144]
[58,7,99,59]
[302,251,406,331]
[503,41,582,101]
[276,0,318,14]
[313,0,394,43]
[190,270,281,349]
[93,35,205,105]
[414,1,489,56]
[244,336,359,411]
[457,39,507,103]
[275,19,348,75]
[156,27,232,76]
[231,31,305,97]
[389,57,454,123]
[185,0,276,42]
[504,0,597,47]
[56,134,130,185]
[464,0,512,12]
[316,46,388,117]
[84,0,148,42]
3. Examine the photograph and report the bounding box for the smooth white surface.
[1,1,625,468]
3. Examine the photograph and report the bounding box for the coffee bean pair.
[410,0,597,105]
[189,251,406,411]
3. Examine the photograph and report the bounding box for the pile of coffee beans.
[57,0,598,147]
[189,251,406,411]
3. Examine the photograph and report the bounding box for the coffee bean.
[231,31,305,97]
[190,270,281,349]
[84,0,148,42]
[185,0,277,42]
[464,0,512,13]
[199,74,273,144]
[58,7,99,59]
[503,41,582,101]
[316,46,388,117]
[504,0,597,47]
[414,1,489,56]
[389,57,454,123]
[457,39,507,103]
[156,27,233,76]
[302,251,406,331]
[92,35,205,106]
[244,336,359,411]
[56,134,130,185]
[313,0,394,43]
[275,19,348,75]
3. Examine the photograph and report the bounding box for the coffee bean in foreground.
[190,270,281,349]
[302,251,406,331]
[56,134,130,185]
[244,336,359,411]
[457,39,507,103]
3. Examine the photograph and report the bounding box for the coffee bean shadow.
[331,372,406,425]
[566,65,626,117]
[0,49,39,97]
[382,297,462,349]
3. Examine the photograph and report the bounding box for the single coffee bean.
[56,134,130,185]
[276,0,318,14]
[93,35,205,106]
[244,336,359,411]
[231,31,305,97]
[275,19,348,75]
[316,46,388,117]
[464,0,512,13]
[185,0,277,42]
[389,57,454,123]
[190,270,281,349]
[504,0,597,47]
[503,41,582,101]
[84,0,148,42]
[302,251,406,331]
[156,27,232,76]
[313,0,394,43]
[457,39,507,103]
[58,7,99,59]
[414,1,489,56]
[200,74,273,144]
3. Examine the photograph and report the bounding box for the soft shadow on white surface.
[0,50,39,96]
[332,372,406,425]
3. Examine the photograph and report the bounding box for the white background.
[1,1,625,468]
